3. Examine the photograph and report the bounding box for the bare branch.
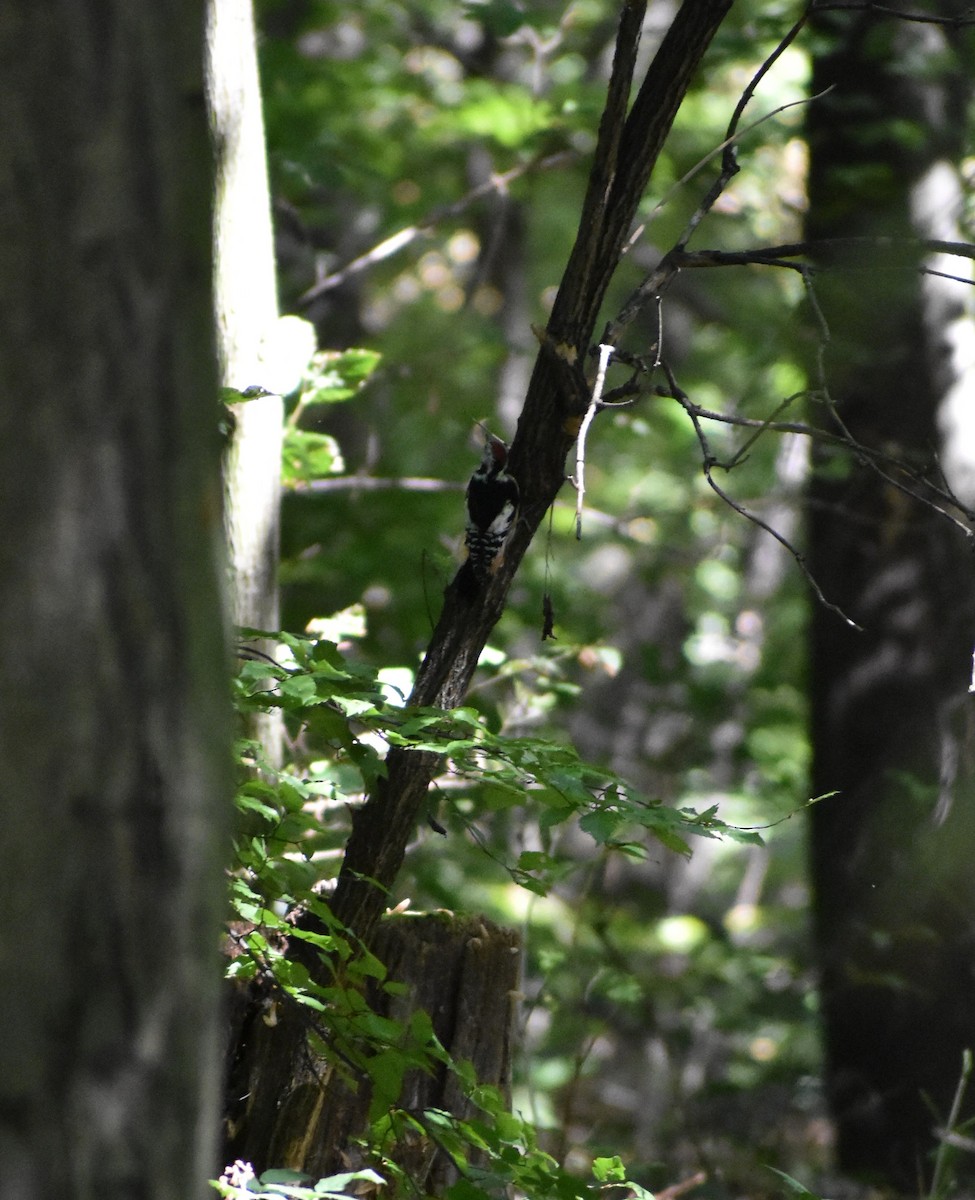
[658,361,864,630]
[675,237,975,269]
[573,344,615,539]
[811,1,975,27]
[725,393,803,468]
[801,270,975,536]
[297,152,574,305]
[622,90,829,261]
[287,475,463,495]
[658,392,972,510]
[723,12,810,148]
[604,17,824,343]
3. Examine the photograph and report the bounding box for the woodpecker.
[460,432,519,592]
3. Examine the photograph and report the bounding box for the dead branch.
[573,344,615,539]
[603,15,817,344]
[287,475,463,495]
[298,151,574,305]
[658,361,864,630]
[810,1,975,27]
[674,237,975,271]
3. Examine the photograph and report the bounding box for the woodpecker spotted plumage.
[460,433,519,592]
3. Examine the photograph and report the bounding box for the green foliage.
[281,349,379,486]
[225,281,813,1180]
[227,0,839,1192]
[293,349,381,411]
[226,608,817,1193]
[213,1164,386,1199]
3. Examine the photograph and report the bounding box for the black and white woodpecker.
[459,432,519,593]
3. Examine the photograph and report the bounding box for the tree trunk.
[0,5,231,1197]
[221,0,733,1179]
[805,5,975,1188]
[206,0,299,763]
[224,914,521,1184]
[331,0,734,947]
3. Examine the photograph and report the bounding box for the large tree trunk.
[805,4,975,1188]
[0,5,231,1197]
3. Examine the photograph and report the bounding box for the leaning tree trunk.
[221,0,733,1178]
[806,4,975,1188]
[0,5,231,1197]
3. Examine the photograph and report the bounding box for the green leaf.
[767,1167,823,1200]
[282,429,343,487]
[312,1169,386,1194]
[297,348,381,407]
[462,0,531,38]
[579,807,623,844]
[591,1155,626,1183]
[258,1170,314,1186]
[366,1048,407,1123]
[430,80,554,149]
[220,384,273,404]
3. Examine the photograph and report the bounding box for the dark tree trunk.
[331,0,734,948]
[224,914,520,1185]
[220,0,733,1180]
[805,4,975,1188]
[0,5,231,1197]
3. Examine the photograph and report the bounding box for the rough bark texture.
[224,914,521,1185]
[0,5,231,1198]
[331,0,734,947]
[221,0,733,1177]
[806,4,975,1188]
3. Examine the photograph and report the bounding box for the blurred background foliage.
[253,0,830,1192]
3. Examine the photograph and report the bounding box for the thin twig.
[288,475,464,495]
[801,271,975,535]
[660,360,863,630]
[298,151,573,305]
[654,1171,708,1200]
[675,236,975,269]
[605,18,829,343]
[574,344,614,539]
[658,394,975,519]
[811,1,975,27]
[622,89,826,261]
[930,1049,973,1200]
[724,11,811,148]
[725,393,802,468]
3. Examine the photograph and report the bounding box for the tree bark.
[331,0,734,946]
[0,5,231,1198]
[221,1,733,1176]
[224,914,521,1184]
[206,0,297,762]
[805,4,975,1187]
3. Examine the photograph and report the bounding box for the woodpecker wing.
[465,470,519,534]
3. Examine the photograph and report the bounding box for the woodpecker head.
[480,432,509,477]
